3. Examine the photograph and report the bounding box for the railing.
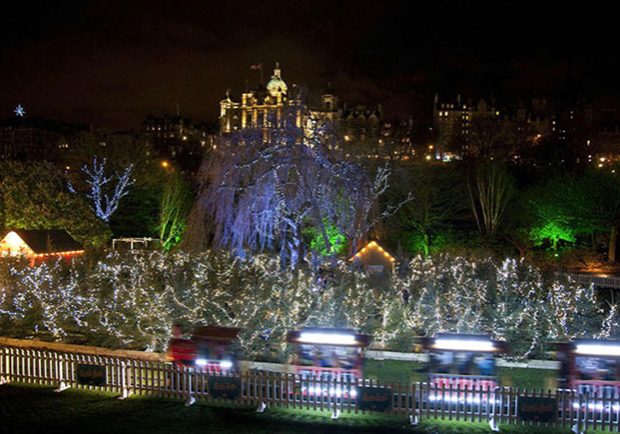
[1,344,619,433]
[559,272,620,290]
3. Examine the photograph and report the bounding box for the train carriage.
[420,333,507,403]
[167,324,242,373]
[557,339,620,400]
[287,327,371,398]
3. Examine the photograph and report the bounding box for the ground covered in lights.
[0,384,594,434]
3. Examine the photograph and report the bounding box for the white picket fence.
[1,344,620,432]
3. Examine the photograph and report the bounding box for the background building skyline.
[1,0,618,130]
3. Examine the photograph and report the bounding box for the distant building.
[0,117,87,162]
[432,94,596,161]
[219,62,301,134]
[142,114,215,170]
[218,63,383,143]
[0,229,84,266]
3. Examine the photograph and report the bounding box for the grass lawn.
[0,384,596,434]
[364,360,558,390]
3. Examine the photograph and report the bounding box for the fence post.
[410,382,419,425]
[256,370,267,413]
[184,366,195,406]
[54,353,70,392]
[331,377,340,420]
[572,391,585,434]
[0,347,8,385]
[488,386,499,432]
[119,360,130,399]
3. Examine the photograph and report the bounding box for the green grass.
[498,367,558,390]
[0,384,597,434]
[364,359,426,384]
[364,360,558,390]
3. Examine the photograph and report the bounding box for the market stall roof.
[1,229,83,255]
[349,240,396,263]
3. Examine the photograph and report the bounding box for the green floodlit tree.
[527,171,620,260]
[467,163,515,237]
[303,220,347,256]
[530,221,576,251]
[158,172,193,250]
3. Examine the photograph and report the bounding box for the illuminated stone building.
[216,62,415,161]
[219,62,301,133]
[218,63,383,141]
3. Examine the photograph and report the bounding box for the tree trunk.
[422,232,430,257]
[609,225,617,263]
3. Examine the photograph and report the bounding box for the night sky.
[1,0,617,129]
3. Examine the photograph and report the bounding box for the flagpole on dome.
[250,62,264,84]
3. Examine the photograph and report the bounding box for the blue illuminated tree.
[79,157,134,222]
[186,106,396,267]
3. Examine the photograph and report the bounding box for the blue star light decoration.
[14,104,25,117]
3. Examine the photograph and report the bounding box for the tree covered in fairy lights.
[185,105,406,267]
[0,251,616,360]
[76,157,134,222]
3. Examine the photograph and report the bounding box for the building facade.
[142,114,215,171]
[0,117,87,162]
[432,94,597,161]
[218,63,384,143]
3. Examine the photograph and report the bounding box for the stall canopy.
[0,229,84,260]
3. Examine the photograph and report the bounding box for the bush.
[0,251,615,360]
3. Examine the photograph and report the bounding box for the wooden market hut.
[349,240,396,276]
[0,229,84,266]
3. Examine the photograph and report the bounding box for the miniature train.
[286,327,372,398]
[420,333,508,391]
[556,339,620,400]
[166,323,620,405]
[167,324,241,373]
[418,333,508,404]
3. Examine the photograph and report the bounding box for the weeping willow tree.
[467,163,515,237]
[185,105,391,268]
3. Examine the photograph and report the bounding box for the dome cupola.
[266,62,288,97]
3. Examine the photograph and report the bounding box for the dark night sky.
[1,0,618,129]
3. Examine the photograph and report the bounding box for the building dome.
[266,62,287,97]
